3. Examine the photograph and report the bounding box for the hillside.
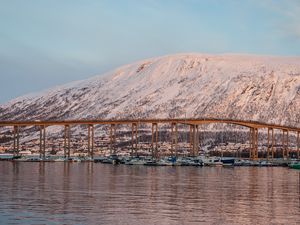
[1,53,300,127]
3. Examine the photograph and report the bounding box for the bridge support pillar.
[92,125,94,159]
[192,125,199,157]
[250,128,258,160]
[249,128,252,159]
[13,126,19,156]
[255,128,258,159]
[297,131,300,160]
[171,122,178,157]
[131,124,134,156]
[287,130,289,159]
[171,123,174,156]
[282,130,284,158]
[193,125,197,156]
[151,123,158,158]
[195,125,199,156]
[189,125,193,156]
[43,126,46,159]
[131,123,138,157]
[39,126,42,158]
[175,123,178,157]
[267,128,270,161]
[151,124,154,158]
[188,125,199,157]
[64,125,71,158]
[88,124,94,159]
[271,128,275,160]
[282,130,289,159]
[282,130,285,159]
[39,125,46,159]
[110,124,116,155]
[88,125,90,155]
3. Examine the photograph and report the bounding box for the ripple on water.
[0,162,299,225]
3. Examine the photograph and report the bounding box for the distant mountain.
[1,53,300,127]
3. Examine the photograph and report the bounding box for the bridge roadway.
[0,118,299,160]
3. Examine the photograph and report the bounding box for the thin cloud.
[260,0,300,39]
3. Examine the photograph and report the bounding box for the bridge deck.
[0,118,299,132]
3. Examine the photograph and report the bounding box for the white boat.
[144,159,159,166]
[180,157,193,166]
[234,159,244,166]
[157,159,173,166]
[260,160,273,167]
[125,158,145,165]
[203,157,223,166]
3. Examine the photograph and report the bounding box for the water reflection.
[299,173,300,208]
[0,162,299,225]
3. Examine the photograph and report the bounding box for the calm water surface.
[0,162,300,225]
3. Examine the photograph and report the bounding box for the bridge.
[0,118,299,160]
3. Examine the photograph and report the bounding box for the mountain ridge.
[1,53,300,127]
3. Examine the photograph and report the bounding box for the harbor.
[1,153,300,169]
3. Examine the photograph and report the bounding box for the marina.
[1,153,299,169]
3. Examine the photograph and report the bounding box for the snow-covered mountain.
[1,53,300,127]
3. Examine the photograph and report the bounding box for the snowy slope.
[1,53,300,127]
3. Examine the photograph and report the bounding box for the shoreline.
[0,154,298,168]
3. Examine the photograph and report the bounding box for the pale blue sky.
[1,0,300,103]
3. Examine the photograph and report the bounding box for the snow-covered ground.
[1,53,300,127]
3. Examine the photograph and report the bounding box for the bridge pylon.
[249,127,258,160]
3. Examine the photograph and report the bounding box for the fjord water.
[0,162,299,225]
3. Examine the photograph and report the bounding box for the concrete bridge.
[0,118,299,160]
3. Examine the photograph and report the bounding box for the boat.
[98,154,121,164]
[27,157,43,162]
[260,160,273,167]
[94,157,106,163]
[157,159,173,166]
[63,156,81,162]
[125,157,145,165]
[0,154,16,161]
[176,157,202,166]
[144,159,159,166]
[203,157,223,167]
[221,158,235,166]
[289,161,300,170]
[249,161,260,166]
[72,158,82,162]
[178,157,191,166]
[172,158,182,166]
[101,158,113,164]
[54,158,66,162]
[119,157,130,164]
[234,159,244,166]
[84,157,94,162]
[186,158,203,166]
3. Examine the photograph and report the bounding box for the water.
[0,162,299,225]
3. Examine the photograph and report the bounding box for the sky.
[0,0,300,103]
